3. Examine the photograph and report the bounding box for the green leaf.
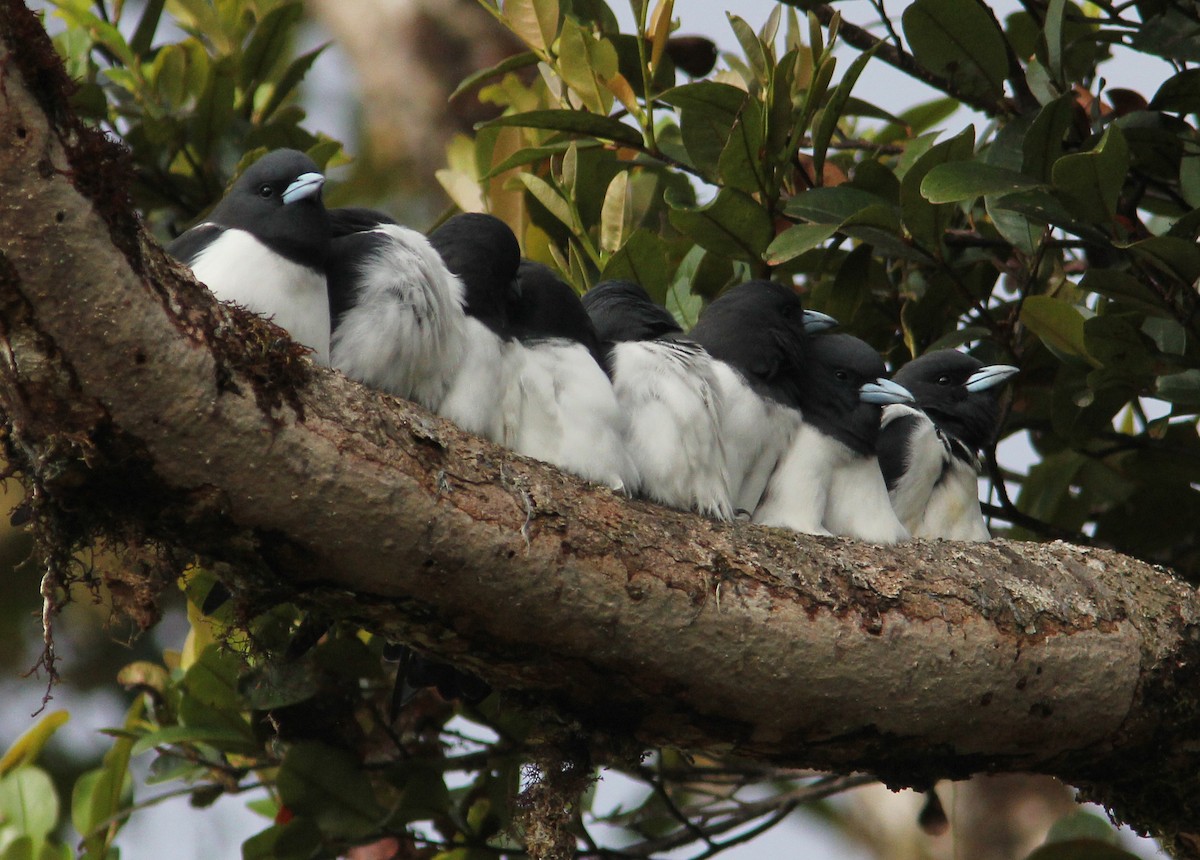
[667,187,773,263]
[450,51,540,102]
[130,0,166,56]
[600,230,670,304]
[1023,94,1077,183]
[811,44,878,184]
[787,184,894,224]
[240,2,303,90]
[189,56,237,161]
[503,0,560,52]
[1149,68,1200,114]
[509,173,575,230]
[558,18,618,114]
[260,44,326,123]
[902,0,1008,100]
[1044,0,1067,86]
[727,14,767,84]
[660,82,748,181]
[717,97,764,194]
[921,161,1043,203]
[0,713,69,777]
[899,125,975,252]
[600,171,631,254]
[1080,269,1170,317]
[1125,235,1200,286]
[1021,296,1097,365]
[1024,840,1143,860]
[481,110,642,145]
[130,725,261,757]
[1044,810,1119,846]
[1051,124,1129,222]
[277,742,385,839]
[0,769,58,858]
[1157,369,1200,406]
[765,223,839,264]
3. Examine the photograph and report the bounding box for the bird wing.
[165,222,225,266]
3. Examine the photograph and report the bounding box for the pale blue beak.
[802,309,838,333]
[860,377,914,405]
[965,364,1019,392]
[282,172,326,205]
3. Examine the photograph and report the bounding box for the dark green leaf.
[277,742,385,839]
[1051,124,1129,221]
[902,0,1008,100]
[660,82,748,180]
[727,14,768,84]
[717,98,765,194]
[130,0,166,56]
[189,56,237,161]
[1081,269,1170,317]
[484,140,601,178]
[600,230,671,304]
[785,186,894,224]
[765,223,839,265]
[130,725,260,756]
[1025,839,1144,860]
[667,187,773,263]
[899,125,975,252]
[449,51,540,102]
[689,250,735,300]
[1020,296,1096,365]
[1022,94,1077,182]
[240,2,303,90]
[1126,235,1200,285]
[481,110,642,146]
[1149,68,1200,113]
[260,45,327,123]
[921,161,1043,203]
[812,44,878,183]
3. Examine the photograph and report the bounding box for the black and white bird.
[582,280,732,518]
[505,263,638,492]
[877,349,1018,540]
[167,149,332,364]
[426,213,524,444]
[326,207,469,412]
[753,333,914,542]
[688,280,837,515]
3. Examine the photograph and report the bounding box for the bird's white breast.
[438,319,517,445]
[330,225,468,411]
[190,228,331,365]
[510,340,637,493]
[610,340,731,518]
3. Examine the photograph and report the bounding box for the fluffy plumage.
[168,149,332,364]
[583,280,732,518]
[426,213,523,443]
[688,280,836,514]
[754,333,913,542]
[878,350,1018,540]
[507,264,637,492]
[327,208,468,411]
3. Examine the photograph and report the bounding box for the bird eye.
[937,375,952,385]
[834,369,849,381]
[257,184,273,198]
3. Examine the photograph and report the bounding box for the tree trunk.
[2,4,1200,852]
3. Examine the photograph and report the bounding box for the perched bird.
[326,207,469,412]
[426,213,523,444]
[582,280,732,518]
[878,350,1019,540]
[688,280,836,515]
[505,262,638,492]
[167,149,332,363]
[753,333,914,542]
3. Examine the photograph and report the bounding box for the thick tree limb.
[3,4,1200,850]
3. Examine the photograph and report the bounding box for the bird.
[753,332,914,543]
[426,213,523,445]
[582,279,732,518]
[505,262,638,492]
[326,207,469,412]
[167,149,332,364]
[877,349,1019,540]
[687,280,837,515]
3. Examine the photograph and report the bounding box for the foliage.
[26,0,1200,857]
[47,0,345,233]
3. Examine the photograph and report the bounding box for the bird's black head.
[688,280,811,407]
[511,261,609,372]
[582,280,681,345]
[800,333,912,454]
[893,349,1018,450]
[208,149,330,269]
[428,213,521,336]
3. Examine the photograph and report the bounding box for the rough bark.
[3,4,1200,851]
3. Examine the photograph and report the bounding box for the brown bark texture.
[3,3,1200,850]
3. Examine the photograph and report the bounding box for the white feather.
[881,403,990,541]
[330,225,467,411]
[438,318,518,444]
[189,227,330,365]
[609,340,732,518]
[509,340,637,492]
[755,423,909,543]
[708,362,803,515]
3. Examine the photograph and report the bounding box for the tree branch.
[3,3,1200,850]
